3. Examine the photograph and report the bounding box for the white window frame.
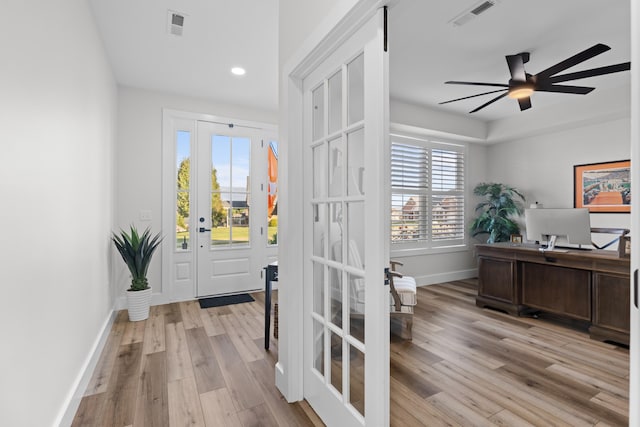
[390,130,468,256]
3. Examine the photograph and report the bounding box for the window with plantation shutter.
[391,134,466,248]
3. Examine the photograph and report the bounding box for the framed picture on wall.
[574,160,631,213]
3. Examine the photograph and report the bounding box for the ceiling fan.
[440,43,630,113]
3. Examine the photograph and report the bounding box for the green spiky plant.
[112,226,163,291]
[470,182,526,243]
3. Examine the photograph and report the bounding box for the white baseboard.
[415,268,477,286]
[55,309,116,427]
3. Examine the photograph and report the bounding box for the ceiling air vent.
[449,0,498,27]
[168,11,185,36]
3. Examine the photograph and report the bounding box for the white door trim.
[628,0,639,424]
[161,109,276,303]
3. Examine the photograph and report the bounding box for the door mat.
[198,293,255,309]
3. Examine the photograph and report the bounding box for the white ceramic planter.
[126,287,152,321]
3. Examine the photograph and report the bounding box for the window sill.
[390,244,470,258]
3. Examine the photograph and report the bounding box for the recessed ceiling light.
[231,67,246,76]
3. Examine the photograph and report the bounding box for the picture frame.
[510,234,523,244]
[574,160,631,213]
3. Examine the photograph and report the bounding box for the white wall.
[486,116,631,236]
[278,0,353,71]
[0,1,117,426]
[115,87,277,305]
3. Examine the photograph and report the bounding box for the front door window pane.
[267,141,278,246]
[211,135,251,247]
[176,130,191,250]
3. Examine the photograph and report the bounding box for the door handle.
[199,227,211,233]
[634,269,638,309]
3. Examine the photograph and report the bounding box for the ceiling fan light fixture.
[508,83,534,99]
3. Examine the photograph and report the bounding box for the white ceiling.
[389,0,631,122]
[89,0,630,123]
[88,0,279,114]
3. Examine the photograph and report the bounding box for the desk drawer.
[522,263,591,321]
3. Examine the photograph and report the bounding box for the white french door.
[195,121,270,297]
[302,8,390,426]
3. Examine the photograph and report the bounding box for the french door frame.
[277,1,390,425]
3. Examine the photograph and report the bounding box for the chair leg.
[390,314,413,340]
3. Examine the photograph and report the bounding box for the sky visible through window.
[176,131,250,201]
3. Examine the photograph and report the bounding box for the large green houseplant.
[112,226,163,321]
[470,182,525,243]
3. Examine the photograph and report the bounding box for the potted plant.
[112,225,163,321]
[470,182,525,243]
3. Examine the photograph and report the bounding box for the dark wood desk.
[475,243,630,345]
[263,262,278,350]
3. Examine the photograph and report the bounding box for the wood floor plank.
[200,388,243,427]
[163,302,184,325]
[121,317,146,345]
[200,307,226,337]
[219,312,263,363]
[236,402,279,427]
[84,311,127,396]
[426,391,496,427]
[142,312,166,355]
[247,358,317,427]
[488,409,537,427]
[134,352,169,427]
[101,342,144,427]
[180,300,204,329]
[167,377,206,427]
[71,393,106,427]
[185,327,226,393]
[165,321,193,382]
[590,391,629,417]
[210,333,265,411]
[228,303,264,340]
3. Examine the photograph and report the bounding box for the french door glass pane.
[328,70,343,135]
[176,131,191,250]
[313,144,327,198]
[329,267,343,329]
[349,345,365,417]
[313,262,325,316]
[329,203,343,262]
[313,203,326,258]
[313,319,325,376]
[347,54,364,125]
[313,84,325,141]
[347,202,365,269]
[348,272,365,343]
[330,330,343,394]
[347,128,364,196]
[328,137,343,197]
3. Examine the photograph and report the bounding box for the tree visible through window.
[391,135,465,248]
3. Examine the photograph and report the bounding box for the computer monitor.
[525,208,592,250]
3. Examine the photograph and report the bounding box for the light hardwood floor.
[72,280,629,426]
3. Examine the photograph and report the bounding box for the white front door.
[196,121,271,297]
[302,8,390,426]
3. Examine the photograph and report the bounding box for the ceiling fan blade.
[439,89,507,105]
[469,92,508,113]
[445,81,509,88]
[536,43,611,79]
[548,62,631,84]
[535,84,595,94]
[506,53,527,82]
[518,97,532,111]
